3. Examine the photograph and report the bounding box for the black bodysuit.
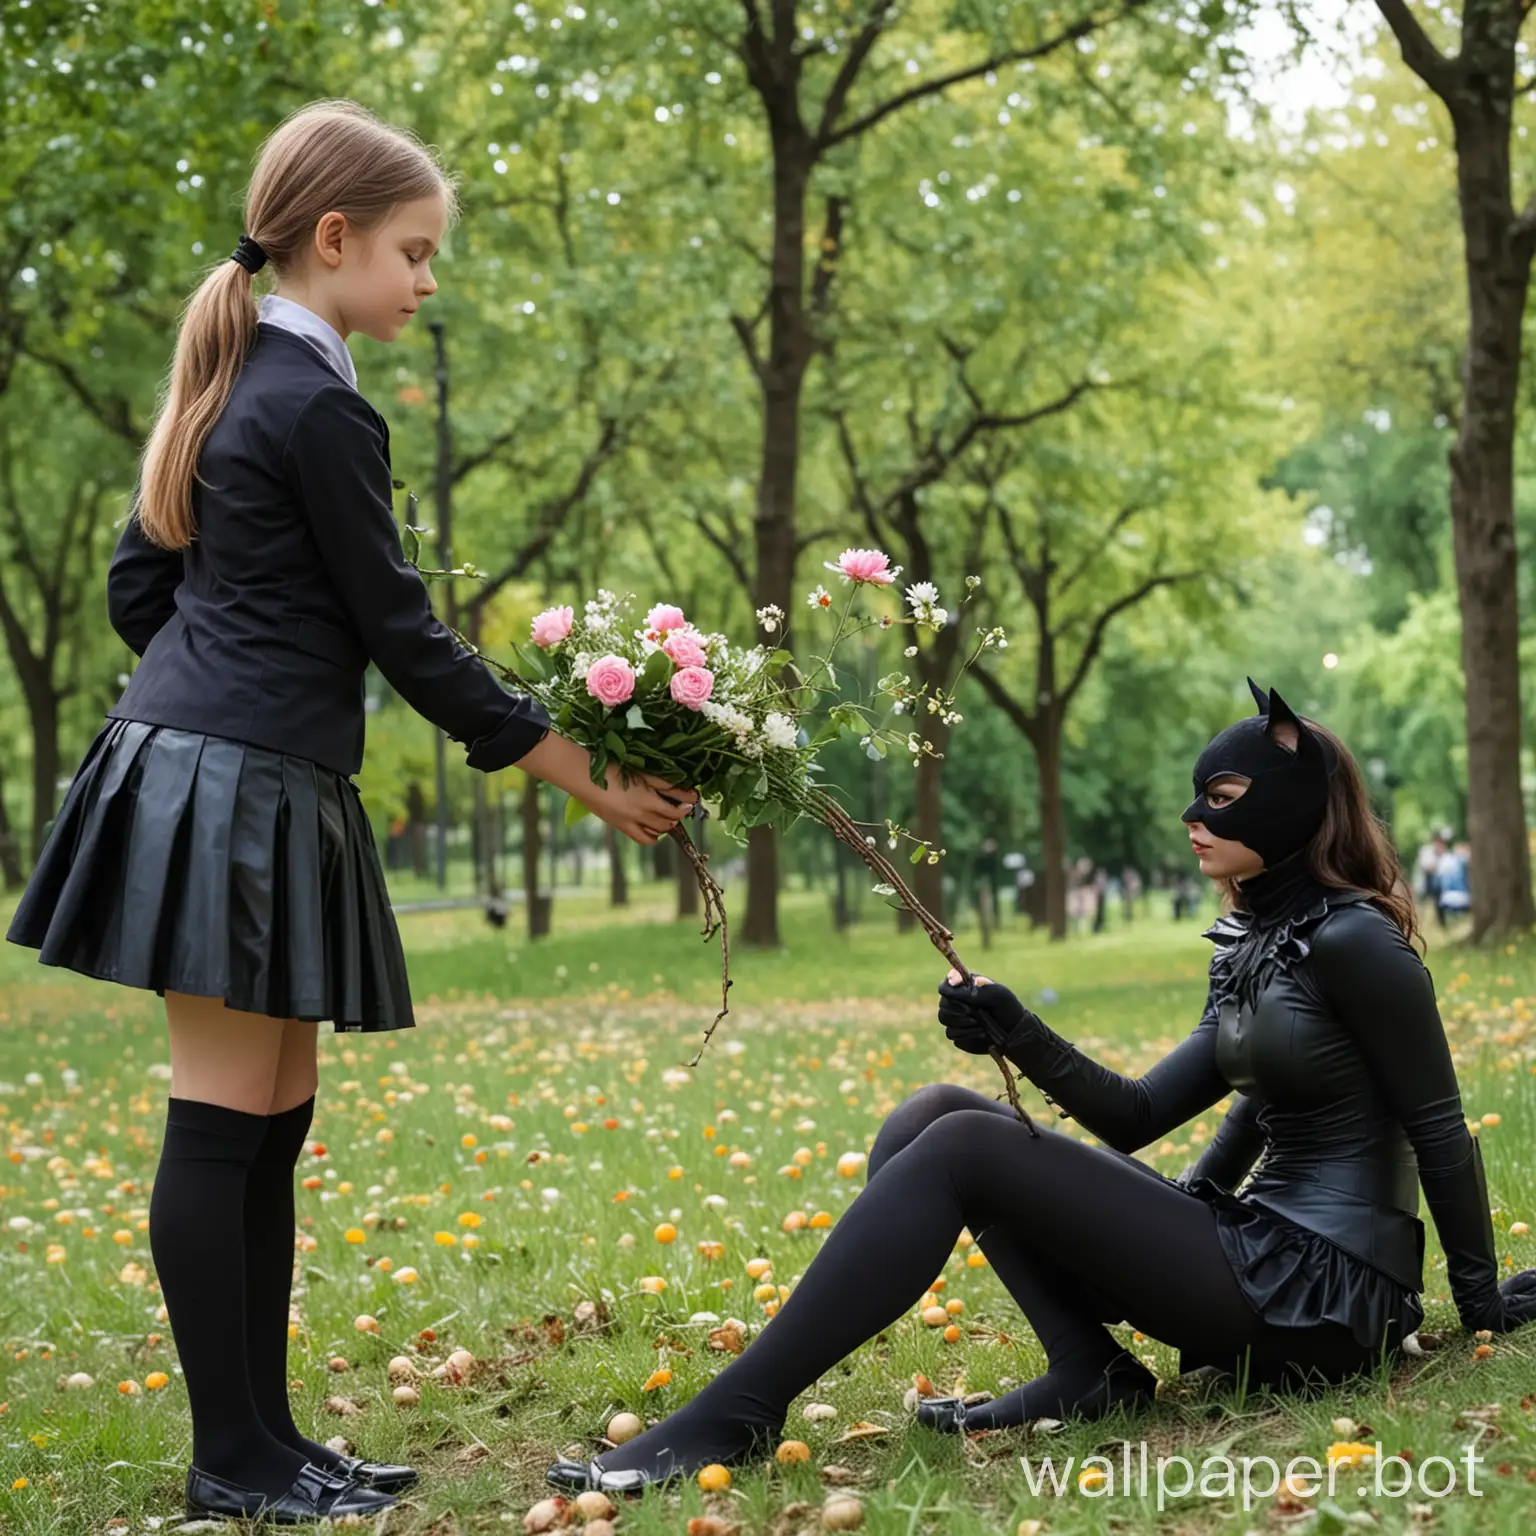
[565,865,1515,1482]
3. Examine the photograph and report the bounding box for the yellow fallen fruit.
[921,1305,948,1327]
[776,1440,812,1464]
[117,1380,141,1396]
[1079,1466,1107,1490]
[1512,1222,1530,1236]
[945,1299,964,1316]
[1325,1442,1376,1467]
[966,1251,988,1268]
[746,1258,773,1280]
[754,1283,778,1303]
[145,1372,169,1391]
[655,1223,678,1244]
[638,1276,667,1294]
[943,1325,961,1343]
[809,1211,832,1229]
[836,1153,867,1178]
[782,1211,808,1233]
[354,1315,380,1335]
[697,1463,731,1491]
[643,1367,673,1391]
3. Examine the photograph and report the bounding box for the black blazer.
[107,324,550,778]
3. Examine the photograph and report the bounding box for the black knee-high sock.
[243,1095,347,1471]
[149,1097,308,1492]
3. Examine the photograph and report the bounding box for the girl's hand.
[578,764,699,846]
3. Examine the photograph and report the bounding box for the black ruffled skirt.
[6,719,413,1031]
[1179,1174,1425,1379]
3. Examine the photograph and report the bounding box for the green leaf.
[564,794,592,827]
[625,704,650,731]
[910,844,926,865]
[604,729,628,763]
[401,524,420,565]
[639,649,673,693]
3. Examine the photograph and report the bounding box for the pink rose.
[585,654,636,708]
[828,547,897,585]
[661,629,708,668]
[669,665,714,711]
[530,605,573,648]
[647,603,687,634]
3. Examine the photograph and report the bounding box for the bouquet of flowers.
[410,517,1031,1125]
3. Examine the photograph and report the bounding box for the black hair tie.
[230,234,268,274]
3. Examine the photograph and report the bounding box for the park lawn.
[1,884,1534,1535]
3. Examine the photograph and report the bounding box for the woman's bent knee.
[868,1084,1001,1180]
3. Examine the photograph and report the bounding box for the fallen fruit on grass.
[64,1373,94,1390]
[655,1223,678,1244]
[643,1367,673,1391]
[523,1496,569,1533]
[746,1258,773,1280]
[145,1372,168,1391]
[822,1495,865,1529]
[573,1490,616,1520]
[353,1315,380,1335]
[921,1306,948,1327]
[686,1519,739,1536]
[327,1357,350,1373]
[776,1440,812,1464]
[392,1385,420,1407]
[836,1153,867,1178]
[697,1463,731,1491]
[387,1356,418,1383]
[607,1411,643,1443]
[323,1396,363,1416]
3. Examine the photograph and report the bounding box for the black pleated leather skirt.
[5,718,413,1031]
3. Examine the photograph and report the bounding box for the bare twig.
[671,822,734,1068]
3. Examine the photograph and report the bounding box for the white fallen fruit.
[387,1355,419,1383]
[392,1384,420,1407]
[573,1490,616,1520]
[64,1372,95,1390]
[803,1403,837,1423]
[606,1410,643,1443]
[523,1496,569,1533]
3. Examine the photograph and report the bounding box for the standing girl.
[7,100,696,1525]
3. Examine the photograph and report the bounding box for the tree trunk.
[743,142,814,949]
[521,776,550,939]
[911,714,952,922]
[652,836,675,882]
[0,763,23,889]
[1448,110,1536,939]
[27,686,60,863]
[607,825,629,907]
[1036,709,1068,941]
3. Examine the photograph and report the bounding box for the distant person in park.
[1434,838,1471,926]
[546,678,1536,1495]
[5,101,696,1525]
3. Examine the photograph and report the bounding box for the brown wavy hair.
[136,100,458,549]
[1216,716,1422,951]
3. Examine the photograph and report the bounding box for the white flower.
[930,607,948,628]
[806,585,833,610]
[905,581,939,611]
[743,735,765,759]
[762,712,797,751]
[904,645,918,658]
[588,614,609,632]
[755,604,785,634]
[871,883,896,897]
[907,733,922,754]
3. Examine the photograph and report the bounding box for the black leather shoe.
[545,1457,652,1496]
[915,1396,969,1434]
[334,1453,419,1493]
[185,1461,397,1524]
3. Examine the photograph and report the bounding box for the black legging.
[588,1084,1382,1479]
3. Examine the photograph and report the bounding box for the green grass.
[2,880,1535,1534]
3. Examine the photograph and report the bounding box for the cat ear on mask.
[1264,685,1334,769]
[1246,676,1270,714]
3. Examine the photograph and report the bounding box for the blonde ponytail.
[136,258,260,548]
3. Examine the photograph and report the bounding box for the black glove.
[936,977,1042,1057]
